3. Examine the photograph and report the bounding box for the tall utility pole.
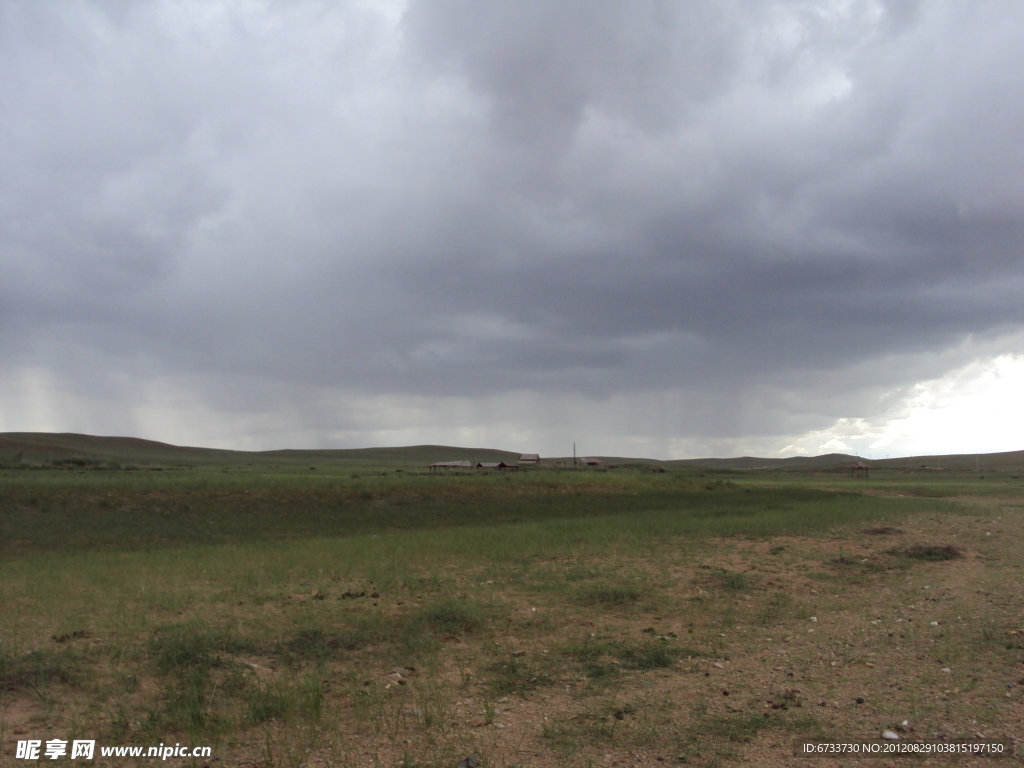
[573,442,577,466]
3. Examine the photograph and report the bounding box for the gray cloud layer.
[2,0,1023,453]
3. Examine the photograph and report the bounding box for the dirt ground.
[3,498,1023,767]
[320,500,1024,768]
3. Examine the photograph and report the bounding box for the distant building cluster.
[428,461,473,470]
[427,453,604,471]
[428,459,520,472]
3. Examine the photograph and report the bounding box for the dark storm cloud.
[2,0,1023,450]
[403,0,742,146]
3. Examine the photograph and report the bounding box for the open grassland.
[2,457,1023,767]
[720,467,1024,500]
[0,467,948,556]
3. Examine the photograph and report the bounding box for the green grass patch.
[149,623,254,674]
[712,569,756,593]
[277,599,489,668]
[573,583,646,607]
[281,628,365,663]
[138,623,324,737]
[485,655,554,695]
[755,591,792,625]
[413,597,488,637]
[892,544,963,561]
[0,648,81,693]
[245,677,324,725]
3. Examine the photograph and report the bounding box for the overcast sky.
[2,0,1023,459]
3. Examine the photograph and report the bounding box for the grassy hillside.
[0,432,239,465]
[668,449,1024,472]
[665,452,860,471]
[2,432,1022,473]
[0,433,521,469]
[872,449,1024,472]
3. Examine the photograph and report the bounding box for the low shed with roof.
[429,460,473,472]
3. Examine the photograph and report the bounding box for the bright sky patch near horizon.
[2,1,1023,460]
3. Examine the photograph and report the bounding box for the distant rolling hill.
[1,433,1021,471]
[667,450,1024,472]
[0,432,521,468]
[664,453,862,471]
[0,432,245,465]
